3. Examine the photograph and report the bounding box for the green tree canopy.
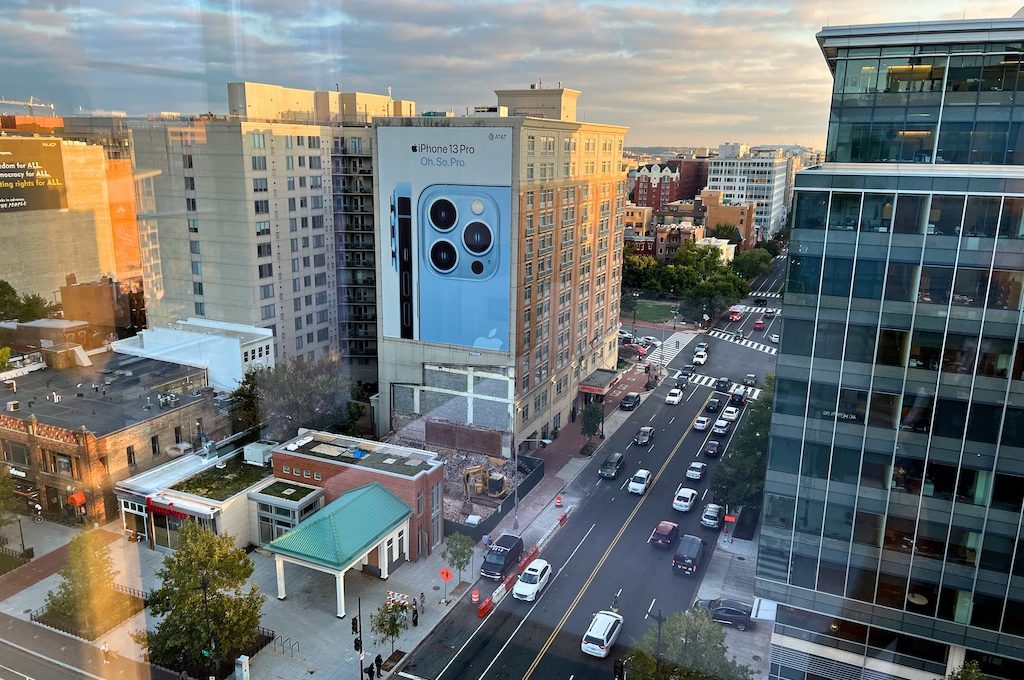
[625,608,753,680]
[708,222,742,243]
[0,281,20,320]
[442,532,475,584]
[947,662,986,680]
[581,402,604,443]
[44,530,120,634]
[709,374,774,511]
[135,522,264,671]
[755,240,782,257]
[17,293,56,322]
[370,599,408,654]
[732,248,774,280]
[0,466,17,529]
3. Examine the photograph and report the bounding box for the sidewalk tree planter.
[441,532,474,585]
[370,599,408,655]
[580,403,604,445]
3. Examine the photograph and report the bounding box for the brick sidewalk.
[0,528,120,602]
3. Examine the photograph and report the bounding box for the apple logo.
[473,327,505,351]
[411,145,418,152]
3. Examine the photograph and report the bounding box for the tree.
[755,240,782,257]
[625,608,753,680]
[732,249,774,280]
[581,402,604,444]
[135,522,265,673]
[370,600,408,655]
[0,281,19,320]
[620,291,638,318]
[710,375,774,511]
[0,346,10,371]
[44,530,120,635]
[441,532,475,584]
[708,222,742,243]
[17,293,55,321]
[0,467,17,529]
[947,662,986,680]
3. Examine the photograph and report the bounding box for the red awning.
[67,491,87,507]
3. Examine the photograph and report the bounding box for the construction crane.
[0,96,56,115]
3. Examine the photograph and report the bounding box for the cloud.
[0,0,1021,145]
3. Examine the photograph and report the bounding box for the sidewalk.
[0,526,116,602]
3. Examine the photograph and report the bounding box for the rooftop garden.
[257,480,317,501]
[171,456,272,501]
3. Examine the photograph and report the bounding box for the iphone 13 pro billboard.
[377,126,513,351]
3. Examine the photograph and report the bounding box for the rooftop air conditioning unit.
[215,462,227,470]
[6,400,19,412]
[166,394,180,405]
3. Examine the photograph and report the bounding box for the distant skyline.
[2,1,1022,146]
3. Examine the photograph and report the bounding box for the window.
[260,283,274,299]
[255,220,270,236]
[251,156,267,171]
[187,218,199,233]
[126,445,136,466]
[261,304,276,320]
[256,242,272,257]
[312,234,324,248]
[189,240,201,255]
[317,328,328,341]
[185,197,197,212]
[254,199,269,214]
[194,301,205,315]
[258,263,273,278]
[2,441,28,466]
[151,435,160,456]
[193,281,204,296]
[182,154,193,169]
[251,132,265,148]
[191,260,202,275]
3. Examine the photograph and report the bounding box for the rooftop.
[254,480,318,501]
[275,430,441,478]
[170,455,272,501]
[0,352,208,437]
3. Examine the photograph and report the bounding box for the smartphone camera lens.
[463,221,492,255]
[429,199,457,231]
[429,240,458,272]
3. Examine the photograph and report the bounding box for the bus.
[728,306,744,322]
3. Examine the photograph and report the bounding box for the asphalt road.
[0,639,103,680]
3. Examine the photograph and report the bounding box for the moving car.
[641,336,661,348]
[634,426,655,446]
[701,503,725,529]
[620,392,641,410]
[769,333,780,343]
[512,558,551,601]
[673,485,698,512]
[764,309,777,319]
[480,534,525,580]
[722,406,740,422]
[680,364,696,378]
[712,419,731,435]
[704,440,722,457]
[624,343,648,356]
[693,416,711,431]
[743,373,757,386]
[581,610,624,658]
[752,298,768,306]
[650,521,679,548]
[628,469,652,494]
[665,388,684,405]
[693,342,709,354]
[694,598,754,631]
[753,319,765,331]
[598,452,625,479]
[673,534,708,575]
[705,398,721,413]
[692,351,708,365]
[729,388,748,406]
[715,376,731,390]
[618,329,634,341]
[686,461,708,480]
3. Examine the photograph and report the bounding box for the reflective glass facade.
[764,18,1024,680]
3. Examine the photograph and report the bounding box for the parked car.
[673,534,708,575]
[693,416,711,431]
[665,389,684,405]
[686,461,708,480]
[701,503,725,529]
[712,419,731,435]
[673,486,698,512]
[650,521,679,548]
[624,343,648,356]
[680,364,696,377]
[715,376,731,390]
[512,558,552,601]
[618,329,634,341]
[628,469,652,495]
[743,373,757,386]
[620,392,641,410]
[641,336,661,347]
[693,342,709,354]
[722,406,740,422]
[753,319,765,331]
[598,452,625,479]
[694,598,754,631]
[634,426,655,446]
[581,610,624,657]
[480,534,525,580]
[705,398,721,413]
[704,440,722,457]
[692,351,708,365]
[769,333,780,343]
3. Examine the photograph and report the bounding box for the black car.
[705,398,721,413]
[694,598,754,631]
[620,392,641,410]
[752,298,767,306]
[715,377,731,391]
[634,426,654,446]
[651,521,679,549]
[680,364,696,377]
[598,452,625,479]
[704,440,721,457]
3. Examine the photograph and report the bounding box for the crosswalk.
[736,306,781,316]
[750,290,782,299]
[643,331,697,365]
[685,373,763,401]
[707,329,778,356]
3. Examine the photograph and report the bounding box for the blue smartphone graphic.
[416,184,511,350]
[392,182,415,339]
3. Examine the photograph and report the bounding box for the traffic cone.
[555,495,563,508]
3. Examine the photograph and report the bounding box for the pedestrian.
[412,597,417,613]
[366,663,376,679]
[412,607,419,627]
[402,603,409,622]
[101,641,110,664]
[375,653,383,674]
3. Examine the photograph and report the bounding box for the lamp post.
[515,438,552,530]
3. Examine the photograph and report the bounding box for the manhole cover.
[737,556,745,561]
[753,655,762,661]
[22,609,31,614]
[432,585,440,591]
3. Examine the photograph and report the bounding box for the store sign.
[578,384,606,395]
[5,465,26,478]
[146,497,189,519]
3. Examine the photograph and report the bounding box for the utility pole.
[352,597,363,679]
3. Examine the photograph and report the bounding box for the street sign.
[360,651,365,662]
[439,567,453,582]
[702,314,710,321]
[724,515,737,523]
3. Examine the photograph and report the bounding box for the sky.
[1,0,1022,147]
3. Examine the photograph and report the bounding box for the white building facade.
[706,151,789,238]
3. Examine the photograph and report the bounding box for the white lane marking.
[647,531,654,544]
[685,385,700,402]
[702,488,709,500]
[0,662,34,680]
[620,478,630,490]
[647,444,655,453]
[477,525,597,679]
[0,640,103,680]
[645,598,656,620]
[649,412,657,422]
[399,673,429,680]
[669,417,675,425]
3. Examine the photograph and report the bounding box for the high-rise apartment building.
[706,144,788,238]
[761,15,1024,680]
[373,87,628,456]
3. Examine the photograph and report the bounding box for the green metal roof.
[266,483,412,571]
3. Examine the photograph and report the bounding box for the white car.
[693,342,709,354]
[673,486,698,512]
[693,416,711,431]
[512,558,552,601]
[769,333,780,343]
[686,462,708,480]
[641,336,661,347]
[628,469,652,494]
[722,406,740,422]
[582,610,623,658]
[665,388,683,405]
[712,419,731,435]
[692,351,708,365]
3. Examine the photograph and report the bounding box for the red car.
[650,521,680,548]
[624,343,648,356]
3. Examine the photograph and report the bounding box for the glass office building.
[760,16,1024,680]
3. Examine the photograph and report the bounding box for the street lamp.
[515,438,552,530]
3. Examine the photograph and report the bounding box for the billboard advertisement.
[377,126,513,351]
[0,138,68,213]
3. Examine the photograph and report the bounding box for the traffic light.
[351,616,359,635]
[354,637,362,653]
[613,658,625,680]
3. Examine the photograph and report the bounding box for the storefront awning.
[578,368,622,396]
[67,491,87,507]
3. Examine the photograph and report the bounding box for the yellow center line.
[520,391,713,680]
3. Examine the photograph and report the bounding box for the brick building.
[702,189,758,251]
[0,348,220,522]
[269,429,445,560]
[667,157,709,203]
[633,163,683,210]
